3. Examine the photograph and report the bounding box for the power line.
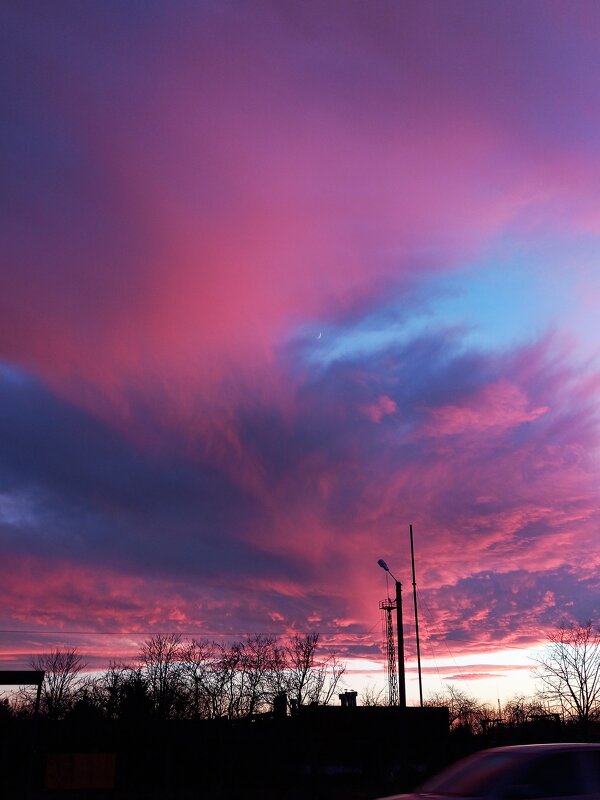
[0,623,542,651]
[0,628,380,639]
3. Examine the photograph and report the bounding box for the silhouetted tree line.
[7,632,345,722]
[4,622,599,737]
[421,622,600,739]
[422,684,553,736]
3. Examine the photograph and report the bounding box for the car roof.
[477,743,600,755]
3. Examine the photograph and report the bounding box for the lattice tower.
[379,597,399,706]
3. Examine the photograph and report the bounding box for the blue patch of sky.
[425,258,549,353]
[298,256,557,367]
[0,492,37,527]
[0,362,30,385]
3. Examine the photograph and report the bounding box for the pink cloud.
[363,395,398,423]
[4,2,600,416]
[425,380,549,437]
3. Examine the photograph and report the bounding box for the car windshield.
[420,752,525,797]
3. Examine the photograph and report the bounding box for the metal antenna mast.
[379,597,399,706]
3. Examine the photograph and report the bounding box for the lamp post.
[377,559,406,709]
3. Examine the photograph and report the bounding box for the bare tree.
[359,684,386,707]
[425,684,492,734]
[283,633,345,708]
[179,639,217,719]
[188,636,286,719]
[312,651,346,706]
[18,632,347,721]
[501,693,549,727]
[139,633,184,719]
[221,642,247,718]
[239,634,284,717]
[29,648,87,719]
[99,661,135,720]
[179,634,344,718]
[534,621,600,732]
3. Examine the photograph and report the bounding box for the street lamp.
[378,559,406,709]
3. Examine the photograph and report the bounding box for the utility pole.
[395,576,406,709]
[410,523,423,707]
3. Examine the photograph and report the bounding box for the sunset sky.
[2,0,600,704]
